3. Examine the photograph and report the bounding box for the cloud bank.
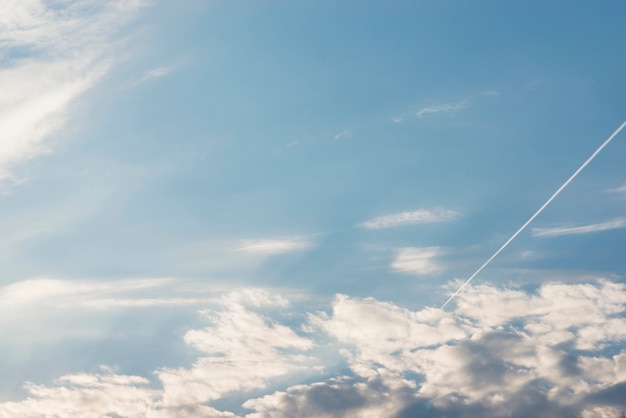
[2,280,624,417]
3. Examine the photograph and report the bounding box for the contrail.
[441,120,626,310]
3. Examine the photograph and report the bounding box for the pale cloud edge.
[360,208,459,229]
[532,217,626,237]
[0,282,624,417]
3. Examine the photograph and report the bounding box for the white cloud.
[0,277,222,340]
[248,280,626,417]
[532,217,626,237]
[0,367,159,418]
[2,282,626,417]
[360,208,458,229]
[157,288,317,408]
[0,0,143,182]
[417,101,467,118]
[236,237,312,255]
[391,247,444,275]
[416,91,498,118]
[0,277,172,307]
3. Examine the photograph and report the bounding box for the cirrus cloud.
[359,208,458,230]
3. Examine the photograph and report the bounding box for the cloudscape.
[0,1,624,417]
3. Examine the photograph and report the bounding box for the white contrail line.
[441,120,626,310]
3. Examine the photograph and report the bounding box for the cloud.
[417,101,467,118]
[0,277,217,312]
[157,289,317,408]
[334,129,352,141]
[139,66,172,82]
[416,91,498,118]
[248,280,626,417]
[1,282,625,417]
[235,237,312,255]
[609,184,626,198]
[391,247,444,275]
[0,0,143,183]
[0,367,159,418]
[360,208,458,229]
[532,218,626,237]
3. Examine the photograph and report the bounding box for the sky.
[0,0,625,417]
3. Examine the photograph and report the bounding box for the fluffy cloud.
[0,0,143,183]
[157,289,317,408]
[359,209,458,229]
[391,247,444,275]
[0,367,158,418]
[1,282,625,417]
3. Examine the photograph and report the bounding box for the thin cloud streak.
[417,101,467,118]
[533,217,626,237]
[415,91,498,119]
[235,237,312,254]
[360,208,458,229]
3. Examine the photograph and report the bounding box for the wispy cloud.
[415,91,499,119]
[235,237,312,254]
[416,101,468,118]
[334,129,352,141]
[532,217,626,237]
[609,184,626,198]
[391,247,444,275]
[360,208,458,229]
[0,277,220,310]
[139,66,172,82]
[0,0,143,182]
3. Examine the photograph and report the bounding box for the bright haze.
[0,1,625,417]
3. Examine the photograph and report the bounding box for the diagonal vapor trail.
[441,120,626,310]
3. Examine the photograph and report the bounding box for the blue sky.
[0,1,625,417]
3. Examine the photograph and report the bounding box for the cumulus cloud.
[0,367,158,418]
[235,237,312,254]
[1,282,625,417]
[0,0,143,183]
[391,247,444,275]
[158,289,317,408]
[360,208,458,229]
[532,218,626,237]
